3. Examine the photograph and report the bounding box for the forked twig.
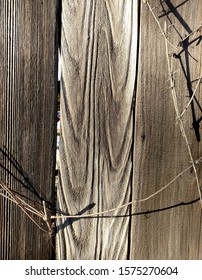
[0,181,50,234]
[178,24,202,47]
[178,74,202,119]
[143,1,202,208]
[143,0,177,49]
[52,157,202,219]
[164,22,202,207]
[43,201,53,234]
[1,154,202,226]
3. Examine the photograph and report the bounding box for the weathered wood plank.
[131,0,202,259]
[0,0,58,259]
[56,0,138,259]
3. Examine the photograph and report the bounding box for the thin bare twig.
[0,182,49,233]
[178,74,202,119]
[144,1,177,50]
[43,201,52,234]
[143,2,202,208]
[51,157,202,219]
[163,21,202,208]
[1,155,202,224]
[178,24,202,47]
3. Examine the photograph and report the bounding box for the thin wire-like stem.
[0,192,16,203]
[178,24,202,47]
[144,1,177,50]
[1,157,202,223]
[143,3,202,208]
[163,22,202,208]
[0,182,49,233]
[178,74,202,119]
[0,182,21,206]
[0,182,44,218]
[51,158,202,219]
[16,195,44,218]
[43,201,52,234]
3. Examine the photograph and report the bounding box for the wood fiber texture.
[57,0,138,259]
[0,0,58,259]
[131,0,202,259]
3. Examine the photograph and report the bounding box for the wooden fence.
[0,0,58,259]
[0,0,202,260]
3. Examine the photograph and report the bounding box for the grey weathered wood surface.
[56,0,138,259]
[131,0,202,259]
[57,0,202,260]
[1,0,200,260]
[0,0,58,259]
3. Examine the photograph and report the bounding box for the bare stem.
[0,182,49,233]
[145,1,177,50]
[51,158,202,219]
[178,24,202,47]
[1,156,202,223]
[178,74,202,119]
[163,22,202,208]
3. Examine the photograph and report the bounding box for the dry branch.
[2,156,202,223]
[144,1,202,208]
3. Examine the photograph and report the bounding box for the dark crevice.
[127,0,141,261]
[51,0,62,260]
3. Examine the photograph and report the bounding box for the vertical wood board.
[131,0,202,259]
[57,0,138,260]
[0,0,58,259]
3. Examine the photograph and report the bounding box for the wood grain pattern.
[56,0,138,259]
[0,0,58,259]
[131,0,202,259]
